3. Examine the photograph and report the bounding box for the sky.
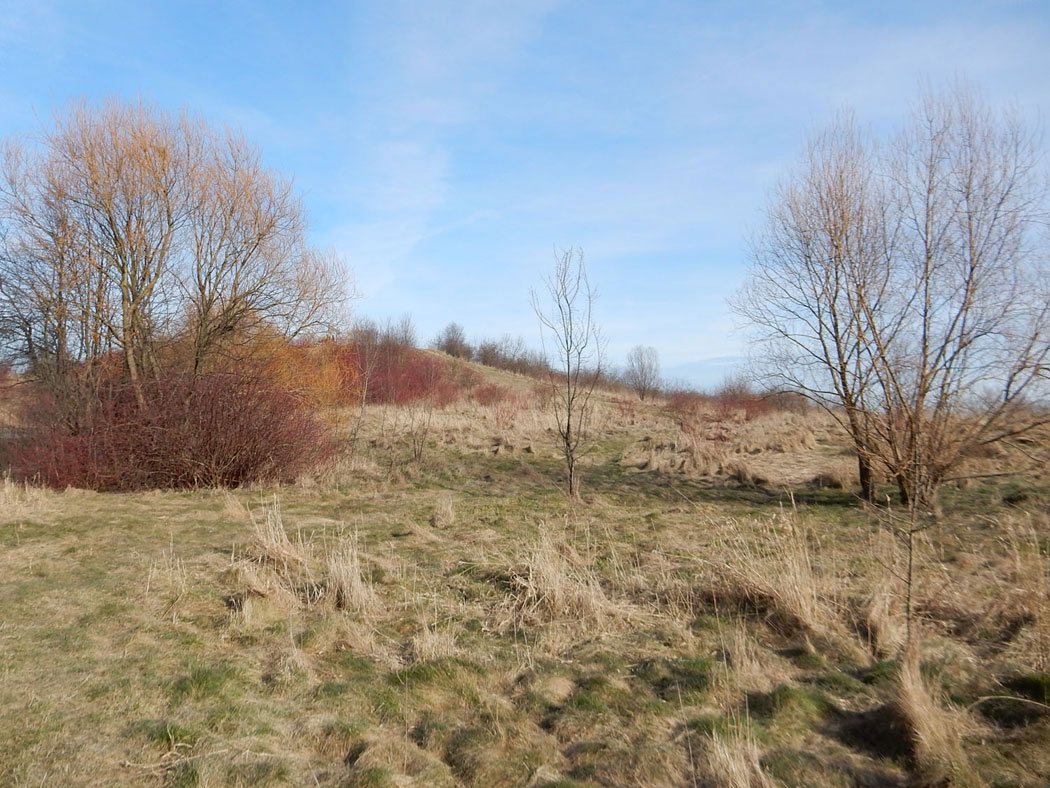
[1,0,1048,386]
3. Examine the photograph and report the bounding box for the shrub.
[712,378,770,421]
[432,322,473,360]
[472,384,511,406]
[344,342,463,406]
[666,389,708,419]
[473,335,548,377]
[14,373,334,490]
[262,339,358,408]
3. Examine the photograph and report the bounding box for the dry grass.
[498,527,627,632]
[703,723,775,788]
[323,527,378,613]
[0,475,47,516]
[715,626,787,698]
[708,509,845,646]
[732,411,819,455]
[1003,517,1050,672]
[343,728,457,787]
[429,492,457,528]
[248,495,309,575]
[854,529,907,658]
[408,623,460,662]
[893,657,981,787]
[2,373,1049,786]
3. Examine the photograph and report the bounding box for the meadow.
[2,358,1049,787]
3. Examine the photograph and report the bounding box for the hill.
[2,361,1049,786]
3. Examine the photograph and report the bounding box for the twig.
[966,695,1050,713]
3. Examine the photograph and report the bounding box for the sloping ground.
[2,389,1050,786]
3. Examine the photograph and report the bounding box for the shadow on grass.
[582,458,861,511]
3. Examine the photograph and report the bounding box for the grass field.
[2,366,1049,787]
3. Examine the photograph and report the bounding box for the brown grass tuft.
[248,496,308,575]
[344,728,457,786]
[323,527,378,613]
[408,623,460,663]
[702,722,775,788]
[500,529,625,631]
[708,511,842,644]
[429,493,456,528]
[893,656,981,787]
[854,530,907,658]
[0,475,47,517]
[1004,517,1050,672]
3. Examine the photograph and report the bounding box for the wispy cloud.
[0,0,1046,367]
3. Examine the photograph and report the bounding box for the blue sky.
[2,1,1048,386]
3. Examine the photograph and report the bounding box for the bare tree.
[867,87,1050,511]
[432,322,472,359]
[0,99,348,418]
[734,113,888,501]
[532,247,604,500]
[183,129,344,373]
[736,86,1050,513]
[624,344,660,401]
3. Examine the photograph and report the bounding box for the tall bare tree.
[735,113,890,500]
[0,99,347,417]
[532,247,604,500]
[624,344,660,401]
[736,86,1050,512]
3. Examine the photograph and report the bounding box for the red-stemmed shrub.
[472,384,511,406]
[357,346,463,406]
[13,373,335,490]
[711,378,771,421]
[666,389,709,419]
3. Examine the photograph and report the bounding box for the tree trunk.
[895,474,910,507]
[857,454,875,502]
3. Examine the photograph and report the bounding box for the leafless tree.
[432,322,472,359]
[624,344,660,401]
[736,86,1050,513]
[532,247,604,500]
[734,113,888,501]
[867,87,1050,512]
[0,99,348,418]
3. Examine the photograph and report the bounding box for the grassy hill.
[2,366,1049,786]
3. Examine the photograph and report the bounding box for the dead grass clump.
[809,459,858,490]
[856,585,906,661]
[892,658,980,787]
[323,528,378,613]
[0,475,47,517]
[331,619,404,671]
[409,624,460,663]
[620,435,727,477]
[344,728,457,787]
[220,491,250,521]
[501,529,624,630]
[733,411,818,455]
[707,513,840,644]
[716,627,786,697]
[248,497,308,576]
[722,458,767,487]
[678,417,731,475]
[225,559,299,613]
[429,493,456,528]
[1003,518,1050,672]
[689,439,729,476]
[702,723,775,788]
[852,531,907,659]
[262,638,312,686]
[441,721,556,788]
